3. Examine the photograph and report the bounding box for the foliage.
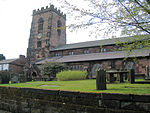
[40,62,66,77]
[1,79,150,94]
[50,0,150,37]
[0,54,5,61]
[114,35,150,61]
[0,71,10,84]
[56,70,87,81]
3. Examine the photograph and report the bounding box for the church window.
[83,50,89,54]
[68,51,74,55]
[37,41,42,48]
[38,18,44,33]
[57,20,62,36]
[47,32,51,38]
[55,53,60,57]
[46,39,49,45]
[110,60,115,69]
[103,48,106,52]
[101,48,107,52]
[37,55,40,58]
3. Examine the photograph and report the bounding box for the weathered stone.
[100,93,131,100]
[121,101,150,112]
[0,110,11,113]
[31,108,41,113]
[0,86,150,113]
[102,100,120,109]
[96,69,107,90]
[129,69,135,83]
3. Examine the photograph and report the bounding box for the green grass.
[0,79,150,95]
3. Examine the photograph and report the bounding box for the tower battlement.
[33,4,66,19]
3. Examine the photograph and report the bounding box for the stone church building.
[27,4,150,78]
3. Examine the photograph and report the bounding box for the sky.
[0,0,104,59]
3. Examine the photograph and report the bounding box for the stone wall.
[0,86,150,113]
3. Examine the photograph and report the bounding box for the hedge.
[56,70,87,81]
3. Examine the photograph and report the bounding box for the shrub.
[41,62,66,78]
[56,70,88,81]
[0,71,10,84]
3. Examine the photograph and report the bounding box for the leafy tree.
[50,0,150,59]
[50,0,150,37]
[0,54,5,61]
[40,62,66,78]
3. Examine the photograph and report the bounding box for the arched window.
[57,20,62,36]
[38,18,44,33]
[37,41,42,48]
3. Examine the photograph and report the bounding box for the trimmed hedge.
[56,70,87,81]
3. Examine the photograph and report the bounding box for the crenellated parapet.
[33,4,66,19]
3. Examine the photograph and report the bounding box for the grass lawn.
[0,79,150,95]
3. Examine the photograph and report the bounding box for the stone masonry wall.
[27,5,66,62]
[0,86,150,113]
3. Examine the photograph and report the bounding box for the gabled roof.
[50,35,150,51]
[36,49,150,65]
[0,59,18,64]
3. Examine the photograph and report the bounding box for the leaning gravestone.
[96,69,107,90]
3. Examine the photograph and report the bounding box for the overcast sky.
[0,0,103,59]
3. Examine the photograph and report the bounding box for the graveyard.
[1,69,150,112]
[0,79,150,95]
[1,68,150,95]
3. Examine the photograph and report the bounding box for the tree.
[0,54,5,61]
[50,0,150,37]
[40,62,66,78]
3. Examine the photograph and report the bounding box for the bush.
[0,71,10,84]
[41,62,66,78]
[56,70,88,81]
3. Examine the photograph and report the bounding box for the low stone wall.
[0,86,150,113]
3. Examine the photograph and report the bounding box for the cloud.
[0,0,7,1]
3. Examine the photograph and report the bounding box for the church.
[27,4,150,78]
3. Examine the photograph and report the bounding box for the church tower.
[27,5,66,63]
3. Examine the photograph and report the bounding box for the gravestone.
[11,75,19,84]
[109,73,115,83]
[129,69,135,83]
[96,69,107,90]
[19,74,26,83]
[145,65,150,80]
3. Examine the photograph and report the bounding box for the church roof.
[50,35,150,51]
[36,49,150,64]
[0,59,18,64]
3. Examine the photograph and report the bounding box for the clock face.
[38,33,42,39]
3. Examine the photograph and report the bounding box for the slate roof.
[50,35,150,51]
[36,49,150,65]
[0,59,18,64]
